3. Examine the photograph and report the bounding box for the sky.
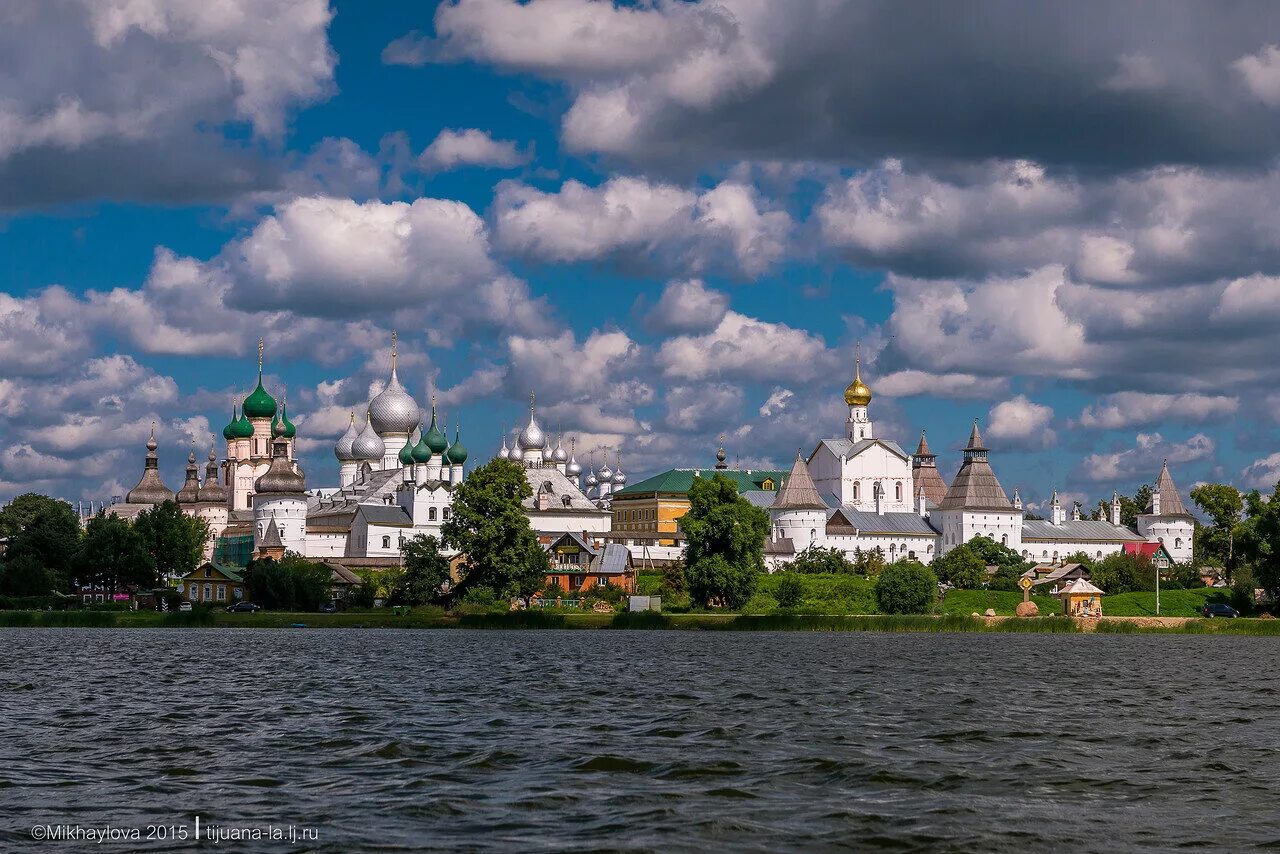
[4,0,1280,515]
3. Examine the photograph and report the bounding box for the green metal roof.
[612,468,787,498]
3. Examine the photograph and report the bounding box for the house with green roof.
[610,466,786,543]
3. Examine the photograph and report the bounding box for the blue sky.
[5,0,1280,513]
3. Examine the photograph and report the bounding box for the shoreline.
[1,609,1277,635]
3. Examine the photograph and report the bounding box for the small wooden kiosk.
[1057,578,1104,617]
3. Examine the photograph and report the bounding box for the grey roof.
[827,508,939,536]
[255,453,307,496]
[544,531,600,557]
[260,517,284,550]
[355,504,414,527]
[740,489,780,509]
[589,543,630,575]
[771,456,827,510]
[1021,519,1147,543]
[912,463,949,506]
[764,536,795,555]
[1021,563,1090,587]
[813,437,909,462]
[522,466,607,513]
[936,458,1013,512]
[1145,462,1194,518]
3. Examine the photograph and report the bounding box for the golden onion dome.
[843,360,873,406]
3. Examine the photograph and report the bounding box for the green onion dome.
[223,405,241,441]
[242,373,277,420]
[423,406,448,455]
[411,430,433,464]
[232,409,254,439]
[446,427,467,464]
[398,436,416,466]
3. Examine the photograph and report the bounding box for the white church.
[764,360,1195,569]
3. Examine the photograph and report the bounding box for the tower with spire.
[1136,460,1195,563]
[933,420,1022,555]
[911,430,948,506]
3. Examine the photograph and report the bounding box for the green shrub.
[774,573,804,609]
[875,561,937,614]
[610,611,672,629]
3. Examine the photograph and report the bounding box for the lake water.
[1,629,1277,852]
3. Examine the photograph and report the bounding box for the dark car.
[319,602,337,613]
[1202,603,1240,618]
[226,601,262,613]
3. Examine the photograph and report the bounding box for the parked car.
[319,601,337,613]
[178,602,192,612]
[225,601,262,613]
[1202,603,1240,618]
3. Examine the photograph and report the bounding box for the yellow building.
[1057,578,1105,617]
[178,562,246,605]
[610,465,785,545]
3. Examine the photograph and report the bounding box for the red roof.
[1123,542,1163,557]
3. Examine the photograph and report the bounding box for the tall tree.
[931,543,986,589]
[4,497,82,592]
[0,493,79,540]
[1246,483,1280,602]
[680,474,769,608]
[442,458,547,601]
[0,554,53,597]
[394,534,452,605]
[1190,483,1244,580]
[133,501,210,585]
[76,513,154,594]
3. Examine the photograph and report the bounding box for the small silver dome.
[351,411,386,461]
[334,412,359,461]
[368,365,421,436]
[551,434,569,463]
[518,394,546,451]
[498,435,510,460]
[566,457,582,477]
[585,467,598,487]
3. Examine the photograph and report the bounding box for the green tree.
[0,554,53,597]
[442,458,547,601]
[931,543,986,589]
[242,555,331,610]
[393,534,451,605]
[4,498,82,592]
[1190,483,1244,581]
[75,513,154,595]
[680,474,769,609]
[875,560,938,614]
[0,493,77,539]
[774,573,805,609]
[789,545,855,574]
[134,501,210,585]
[1246,483,1280,602]
[1089,551,1154,594]
[1092,486,1153,528]
[660,559,687,596]
[853,546,886,576]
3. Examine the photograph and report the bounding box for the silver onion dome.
[498,428,510,460]
[598,457,614,483]
[612,454,627,486]
[552,434,569,463]
[518,393,546,451]
[334,412,359,461]
[585,467,598,488]
[565,437,582,477]
[351,411,386,461]
[368,364,420,436]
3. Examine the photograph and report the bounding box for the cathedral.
[765,359,1195,569]
[114,336,611,566]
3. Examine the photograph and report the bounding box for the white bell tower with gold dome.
[844,349,874,442]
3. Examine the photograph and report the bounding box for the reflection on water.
[1,629,1278,852]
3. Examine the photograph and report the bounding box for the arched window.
[1096,550,1103,559]
[1001,534,1008,546]
[382,535,391,549]
[1022,550,1028,558]
[1175,537,1183,549]
[809,528,816,540]
[900,542,907,552]
[853,482,860,501]
[429,507,437,521]
[1042,550,1048,558]
[895,482,903,501]
[443,508,451,519]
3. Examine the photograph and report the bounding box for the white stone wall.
[253,495,307,554]
[807,442,915,513]
[1136,516,1195,563]
[1021,540,1129,564]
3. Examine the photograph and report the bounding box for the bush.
[875,561,938,614]
[789,546,855,574]
[774,573,805,609]
[460,585,500,608]
[687,554,758,610]
[931,544,987,589]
